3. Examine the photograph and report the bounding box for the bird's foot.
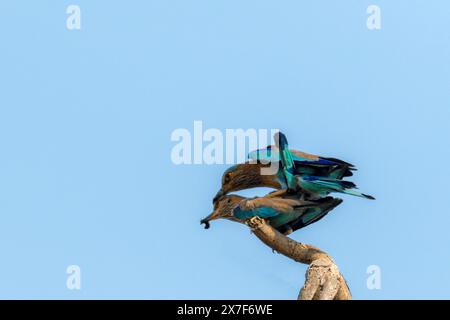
[246,216,265,229]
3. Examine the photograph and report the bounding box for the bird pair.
[201,132,374,235]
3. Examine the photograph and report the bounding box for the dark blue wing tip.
[274,131,289,149]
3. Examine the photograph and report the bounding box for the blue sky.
[0,1,449,299]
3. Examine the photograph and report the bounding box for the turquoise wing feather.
[275,132,297,191]
[233,206,280,220]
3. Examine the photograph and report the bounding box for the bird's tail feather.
[302,176,375,200]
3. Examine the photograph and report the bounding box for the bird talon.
[247,216,264,228]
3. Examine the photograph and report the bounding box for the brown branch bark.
[246,217,352,300]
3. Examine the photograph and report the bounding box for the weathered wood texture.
[247,217,352,300]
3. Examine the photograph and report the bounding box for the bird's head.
[201,194,244,229]
[212,162,280,203]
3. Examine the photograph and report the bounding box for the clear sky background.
[0,1,449,299]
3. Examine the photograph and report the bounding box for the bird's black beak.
[213,189,225,204]
[200,218,210,229]
[200,210,220,230]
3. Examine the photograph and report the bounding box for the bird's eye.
[224,173,231,184]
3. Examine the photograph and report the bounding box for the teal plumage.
[274,132,297,191]
[275,132,375,200]
[234,194,343,233]
[202,190,343,235]
[248,146,354,179]
[296,176,375,199]
[206,131,374,234]
[213,152,356,202]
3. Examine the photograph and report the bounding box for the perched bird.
[202,190,343,235]
[213,159,373,203]
[274,132,375,200]
[248,146,355,179]
[213,136,361,202]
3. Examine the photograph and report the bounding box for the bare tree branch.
[246,216,352,300]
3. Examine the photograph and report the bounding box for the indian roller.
[202,189,343,235]
[213,133,374,201]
